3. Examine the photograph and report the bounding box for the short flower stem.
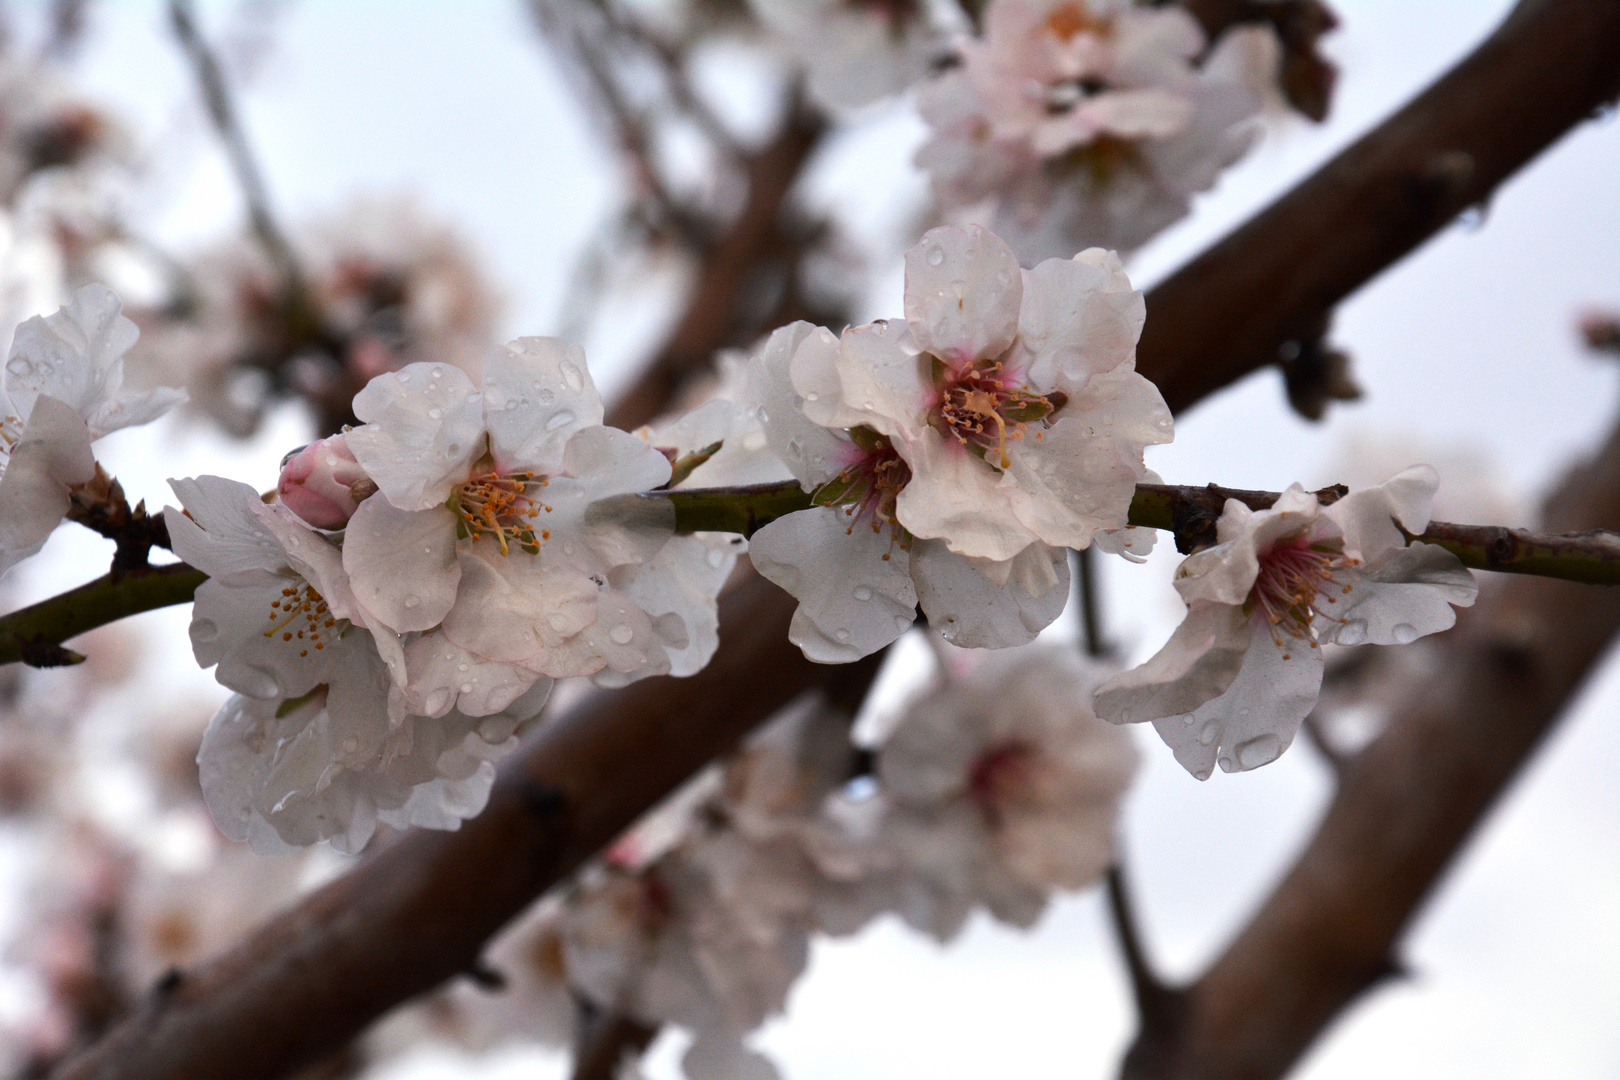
[0,564,205,667]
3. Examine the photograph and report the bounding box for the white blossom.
[917,0,1279,261]
[0,284,184,576]
[340,338,711,714]
[198,665,550,856]
[747,225,1167,662]
[1093,467,1479,778]
[812,646,1135,940]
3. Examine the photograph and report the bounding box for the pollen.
[264,582,341,652]
[933,360,1063,469]
[812,429,914,552]
[455,470,550,556]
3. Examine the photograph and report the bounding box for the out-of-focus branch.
[167,0,310,314]
[1136,0,1620,415]
[46,0,1620,1075]
[1106,864,1183,1042]
[605,103,827,431]
[1121,394,1620,1080]
[569,1001,658,1080]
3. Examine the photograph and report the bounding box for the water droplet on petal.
[854,585,872,601]
[1199,722,1218,746]
[1236,733,1282,769]
[894,616,911,632]
[460,682,474,694]
[804,391,819,402]
[560,362,585,391]
[240,666,282,699]
[428,407,443,420]
[926,245,945,266]
[547,612,572,631]
[1217,755,1234,773]
[425,688,452,714]
[537,389,555,404]
[1336,619,1368,646]
[192,618,219,642]
[342,737,358,753]
[404,595,422,609]
[834,628,852,642]
[610,624,635,645]
[1193,768,1212,781]
[545,410,575,431]
[1392,623,1419,644]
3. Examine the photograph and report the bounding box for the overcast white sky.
[4,1,1617,1077]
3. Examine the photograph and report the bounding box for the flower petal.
[1150,622,1323,779]
[483,336,603,474]
[0,395,94,576]
[347,362,484,510]
[1326,464,1440,562]
[911,540,1069,648]
[751,322,860,490]
[1016,249,1145,394]
[1317,542,1477,646]
[1093,600,1251,724]
[903,225,1021,365]
[896,426,1038,561]
[164,475,288,580]
[749,507,917,664]
[341,498,460,632]
[799,320,930,438]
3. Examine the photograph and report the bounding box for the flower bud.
[277,434,372,529]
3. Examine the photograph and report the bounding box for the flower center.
[932,360,1064,469]
[263,582,341,658]
[1248,538,1356,646]
[454,470,552,556]
[969,739,1036,811]
[812,427,913,555]
[1044,2,1105,41]
[0,412,21,476]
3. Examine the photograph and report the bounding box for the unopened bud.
[277,434,372,529]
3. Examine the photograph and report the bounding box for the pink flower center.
[968,739,1036,811]
[813,429,914,555]
[455,470,552,556]
[931,360,1063,469]
[1248,537,1355,645]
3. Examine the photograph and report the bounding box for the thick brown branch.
[1121,407,1620,1080]
[1136,0,1620,415]
[604,104,826,431]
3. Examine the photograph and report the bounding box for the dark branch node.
[18,638,86,668]
[465,961,508,992]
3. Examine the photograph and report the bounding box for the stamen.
[1248,537,1358,645]
[932,360,1062,469]
[264,582,344,653]
[454,469,550,555]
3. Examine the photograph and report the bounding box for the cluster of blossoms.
[749,0,959,113]
[366,643,1133,1080]
[748,223,1168,661]
[917,0,1284,261]
[169,334,737,852]
[127,195,501,437]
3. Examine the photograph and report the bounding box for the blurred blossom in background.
[0,1,1614,1078]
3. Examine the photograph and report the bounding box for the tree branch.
[1135,0,1620,416]
[1121,394,1620,1080]
[0,565,204,668]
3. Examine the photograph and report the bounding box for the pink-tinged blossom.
[747,225,1166,662]
[916,0,1279,261]
[276,433,373,530]
[0,284,184,577]
[812,647,1136,941]
[1093,467,1479,778]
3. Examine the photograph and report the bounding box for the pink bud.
[277,434,373,529]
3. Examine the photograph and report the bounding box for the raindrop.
[460,682,474,694]
[1455,204,1487,232]
[1182,713,1196,725]
[430,369,444,379]
[1235,733,1281,769]
[425,688,452,714]
[560,361,585,391]
[428,407,444,420]
[610,625,635,645]
[547,612,572,630]
[834,628,852,642]
[1217,755,1234,773]
[1336,619,1368,646]
[342,737,358,753]
[1193,768,1212,781]
[447,443,461,455]
[854,585,873,601]
[1392,623,1419,644]
[192,618,220,642]
[545,410,575,431]
[926,246,945,266]
[1199,722,1218,746]
[706,548,725,569]
[537,389,555,404]
[404,595,422,609]
[894,616,911,632]
[240,666,282,699]
[804,391,820,402]
[1119,708,1133,723]
[457,663,469,672]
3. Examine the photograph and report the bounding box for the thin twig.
[1074,546,1110,659]
[167,0,307,307]
[1105,865,1183,1026]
